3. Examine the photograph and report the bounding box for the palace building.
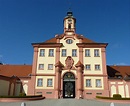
[0,11,130,99]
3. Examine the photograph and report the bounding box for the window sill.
[38,69,44,70]
[39,56,45,57]
[96,86,102,88]
[86,86,92,87]
[37,86,43,87]
[85,69,91,71]
[47,86,53,87]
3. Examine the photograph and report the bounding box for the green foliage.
[96,96,130,100]
[0,95,42,98]
[113,94,122,99]
[19,93,26,97]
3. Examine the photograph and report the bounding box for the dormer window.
[66,39,73,44]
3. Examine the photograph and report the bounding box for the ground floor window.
[37,79,43,87]
[86,79,91,87]
[96,79,101,87]
[47,79,53,87]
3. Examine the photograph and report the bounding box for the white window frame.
[49,49,54,57]
[38,64,44,70]
[85,49,90,57]
[62,49,67,57]
[48,64,53,70]
[96,79,101,87]
[85,64,91,70]
[47,79,53,87]
[37,79,43,87]
[72,49,77,57]
[40,49,45,56]
[86,79,91,87]
[94,49,100,57]
[95,64,100,70]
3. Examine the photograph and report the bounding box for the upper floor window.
[40,49,45,56]
[47,79,53,87]
[96,79,101,87]
[66,39,73,44]
[48,64,53,70]
[49,49,54,57]
[86,79,91,87]
[72,49,77,57]
[95,65,100,70]
[85,49,90,57]
[37,79,43,87]
[39,64,44,70]
[62,49,67,57]
[85,64,91,70]
[94,49,100,57]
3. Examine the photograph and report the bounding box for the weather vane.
[68,0,72,11]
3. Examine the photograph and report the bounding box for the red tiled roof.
[0,65,32,77]
[107,65,130,78]
[40,34,97,44]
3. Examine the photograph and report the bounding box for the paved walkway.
[0,99,130,106]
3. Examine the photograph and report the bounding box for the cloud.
[116,63,128,65]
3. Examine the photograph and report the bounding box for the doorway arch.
[63,72,75,98]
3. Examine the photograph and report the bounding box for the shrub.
[19,93,26,97]
[0,95,42,98]
[113,94,122,99]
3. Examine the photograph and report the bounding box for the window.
[96,79,101,87]
[62,49,67,57]
[86,79,91,87]
[85,49,90,57]
[66,39,73,44]
[68,24,71,29]
[40,49,45,56]
[49,49,54,56]
[95,65,100,70]
[86,93,92,95]
[96,93,102,95]
[94,49,99,57]
[85,64,91,70]
[72,49,77,57]
[47,79,53,87]
[37,79,43,87]
[39,64,44,70]
[36,92,42,95]
[48,64,53,70]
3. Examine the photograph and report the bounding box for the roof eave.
[76,43,108,48]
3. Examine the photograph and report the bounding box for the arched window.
[63,72,75,81]
[68,24,71,29]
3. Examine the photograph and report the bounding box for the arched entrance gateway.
[63,72,75,98]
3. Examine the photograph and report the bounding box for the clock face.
[68,19,72,24]
[66,39,73,44]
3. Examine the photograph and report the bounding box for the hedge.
[96,96,130,100]
[0,95,42,98]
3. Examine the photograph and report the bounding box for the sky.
[0,0,130,65]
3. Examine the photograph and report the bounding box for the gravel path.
[0,99,130,106]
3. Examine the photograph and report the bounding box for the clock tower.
[64,11,76,34]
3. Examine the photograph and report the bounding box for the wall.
[109,79,130,98]
[0,80,9,96]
